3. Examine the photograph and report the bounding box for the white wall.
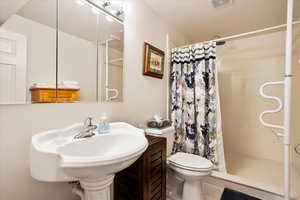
[0,0,188,200]
[58,30,97,102]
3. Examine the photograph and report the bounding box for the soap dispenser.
[98,112,110,134]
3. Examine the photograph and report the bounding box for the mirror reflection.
[99,16,124,102]
[0,0,57,104]
[58,0,99,102]
[0,0,124,104]
[58,0,124,102]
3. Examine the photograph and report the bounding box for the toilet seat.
[168,152,213,171]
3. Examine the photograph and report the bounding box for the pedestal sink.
[30,122,148,200]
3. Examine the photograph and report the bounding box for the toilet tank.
[145,126,175,157]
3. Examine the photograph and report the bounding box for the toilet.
[145,126,213,200]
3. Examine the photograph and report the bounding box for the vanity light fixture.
[79,0,124,24]
[115,9,123,18]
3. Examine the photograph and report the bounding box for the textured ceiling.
[144,0,300,43]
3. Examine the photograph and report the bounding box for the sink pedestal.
[80,175,114,200]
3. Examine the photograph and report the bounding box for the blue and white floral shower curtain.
[170,42,226,171]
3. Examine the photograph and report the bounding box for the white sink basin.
[30,122,148,200]
[57,133,147,179]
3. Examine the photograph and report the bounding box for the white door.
[0,28,27,104]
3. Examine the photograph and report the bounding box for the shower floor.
[214,153,300,199]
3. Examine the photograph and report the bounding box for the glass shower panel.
[218,29,286,189]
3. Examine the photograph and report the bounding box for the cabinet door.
[114,137,166,200]
[147,140,166,200]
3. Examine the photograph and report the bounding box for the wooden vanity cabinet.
[114,135,166,200]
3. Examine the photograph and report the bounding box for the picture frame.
[143,42,165,79]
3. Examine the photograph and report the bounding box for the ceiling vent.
[211,0,233,8]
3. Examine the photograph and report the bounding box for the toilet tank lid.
[145,126,175,135]
[168,152,213,169]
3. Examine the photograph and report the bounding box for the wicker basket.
[30,88,80,103]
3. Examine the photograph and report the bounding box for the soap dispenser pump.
[98,112,110,134]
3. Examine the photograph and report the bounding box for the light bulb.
[76,0,85,6]
[115,9,123,17]
[105,15,113,22]
[123,2,131,13]
[102,0,111,8]
[92,7,100,15]
[110,0,123,6]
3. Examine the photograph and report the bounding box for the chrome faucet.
[74,117,97,139]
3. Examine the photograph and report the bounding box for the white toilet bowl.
[145,127,213,200]
[168,152,213,200]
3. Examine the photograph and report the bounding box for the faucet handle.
[84,117,93,126]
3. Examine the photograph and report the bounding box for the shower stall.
[212,1,300,199]
[214,1,300,200]
[168,0,299,199]
[216,21,300,199]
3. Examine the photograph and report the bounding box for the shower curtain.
[170,41,226,171]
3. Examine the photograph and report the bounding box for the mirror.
[0,0,124,104]
[0,0,57,104]
[58,0,99,103]
[58,0,124,103]
[98,14,124,102]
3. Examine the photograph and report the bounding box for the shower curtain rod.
[177,20,300,49]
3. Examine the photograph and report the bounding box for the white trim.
[166,35,180,119]
[283,0,294,200]
[166,34,170,119]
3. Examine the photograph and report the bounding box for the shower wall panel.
[218,30,286,163]
[292,25,300,177]
[290,24,300,200]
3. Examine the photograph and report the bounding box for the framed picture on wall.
[143,42,165,79]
